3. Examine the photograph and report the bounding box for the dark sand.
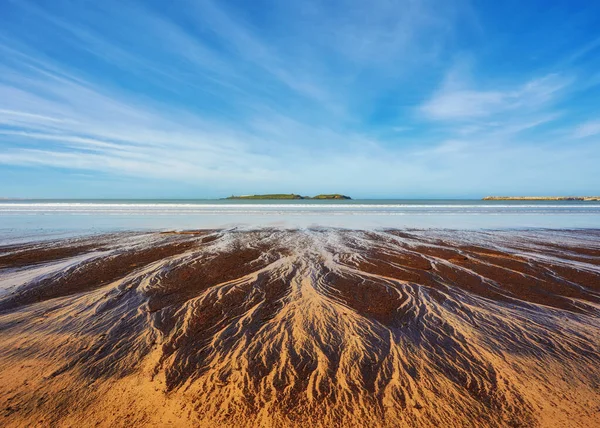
[0,229,599,427]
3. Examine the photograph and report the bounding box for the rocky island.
[483,196,600,201]
[225,193,351,200]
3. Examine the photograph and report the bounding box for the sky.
[0,0,599,199]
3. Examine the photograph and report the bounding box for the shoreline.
[3,200,600,232]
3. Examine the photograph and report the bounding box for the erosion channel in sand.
[1,229,599,427]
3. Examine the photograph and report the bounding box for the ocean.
[1,199,600,243]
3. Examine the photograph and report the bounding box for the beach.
[3,0,599,425]
[1,227,599,427]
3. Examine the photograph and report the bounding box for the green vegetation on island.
[225,193,351,200]
[311,194,352,200]
[483,196,600,201]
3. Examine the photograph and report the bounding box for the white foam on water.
[1,200,599,237]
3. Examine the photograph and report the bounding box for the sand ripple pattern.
[0,229,599,427]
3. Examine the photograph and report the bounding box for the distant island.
[483,196,600,201]
[225,193,351,200]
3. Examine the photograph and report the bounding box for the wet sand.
[0,229,599,427]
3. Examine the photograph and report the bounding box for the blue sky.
[0,0,599,198]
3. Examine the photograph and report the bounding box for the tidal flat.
[1,228,599,427]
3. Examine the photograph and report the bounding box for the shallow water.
[1,199,600,241]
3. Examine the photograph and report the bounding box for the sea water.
[1,199,600,243]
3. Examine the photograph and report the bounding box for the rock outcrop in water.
[0,229,599,427]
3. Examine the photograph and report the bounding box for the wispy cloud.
[420,62,570,121]
[572,120,600,138]
[0,0,460,183]
[0,0,599,197]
